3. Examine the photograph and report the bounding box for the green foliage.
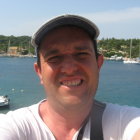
[98,38,140,58]
[0,35,140,58]
[0,35,35,54]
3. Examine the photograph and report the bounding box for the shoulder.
[103,103,140,140]
[6,103,39,121]
[103,103,140,122]
[0,103,40,139]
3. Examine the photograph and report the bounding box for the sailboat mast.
[7,40,10,53]
[130,39,132,59]
[28,41,31,55]
[139,40,140,59]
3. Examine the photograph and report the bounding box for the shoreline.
[0,54,139,62]
[0,54,36,58]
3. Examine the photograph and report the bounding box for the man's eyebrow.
[44,49,59,58]
[43,46,92,57]
[75,46,92,51]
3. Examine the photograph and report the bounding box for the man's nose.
[60,56,78,75]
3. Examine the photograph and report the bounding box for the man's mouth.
[60,79,83,87]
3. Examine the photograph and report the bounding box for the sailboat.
[123,39,139,64]
[136,44,140,64]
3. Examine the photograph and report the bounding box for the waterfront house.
[7,46,19,56]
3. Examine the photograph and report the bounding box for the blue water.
[0,57,45,113]
[97,61,140,107]
[0,57,140,113]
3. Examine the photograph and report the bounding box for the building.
[7,46,19,56]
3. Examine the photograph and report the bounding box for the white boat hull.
[0,96,10,107]
[123,60,139,64]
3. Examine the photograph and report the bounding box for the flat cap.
[31,14,99,48]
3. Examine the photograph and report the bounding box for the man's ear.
[97,54,104,71]
[34,62,43,85]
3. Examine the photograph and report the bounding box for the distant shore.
[0,53,36,58]
[0,54,139,62]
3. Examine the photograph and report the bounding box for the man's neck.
[39,100,93,140]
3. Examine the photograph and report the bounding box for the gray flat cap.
[31,14,100,48]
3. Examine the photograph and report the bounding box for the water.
[0,57,45,113]
[0,57,140,113]
[97,60,140,107]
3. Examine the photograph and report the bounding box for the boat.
[123,59,139,64]
[136,44,140,64]
[136,58,140,65]
[0,95,10,107]
[109,55,123,61]
[123,39,138,64]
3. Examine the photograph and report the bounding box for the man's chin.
[59,95,88,107]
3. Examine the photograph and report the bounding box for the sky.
[0,0,140,39]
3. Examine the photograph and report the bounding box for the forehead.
[40,26,92,49]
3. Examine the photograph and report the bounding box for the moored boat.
[0,95,10,107]
[123,39,139,64]
[123,59,139,64]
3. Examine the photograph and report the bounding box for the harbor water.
[0,57,140,113]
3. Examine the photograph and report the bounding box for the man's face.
[34,27,103,107]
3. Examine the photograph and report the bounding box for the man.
[0,14,140,140]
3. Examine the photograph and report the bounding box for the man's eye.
[77,52,89,57]
[47,56,62,63]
